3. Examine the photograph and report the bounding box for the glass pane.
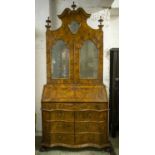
[80,40,98,79]
[51,40,69,79]
[68,21,80,34]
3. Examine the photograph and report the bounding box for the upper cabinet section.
[45,2,104,84]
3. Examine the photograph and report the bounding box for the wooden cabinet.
[41,2,110,149]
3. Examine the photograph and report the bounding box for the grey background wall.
[35,0,119,136]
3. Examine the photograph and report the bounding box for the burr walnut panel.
[47,121,74,133]
[49,133,74,145]
[74,102,108,110]
[42,102,108,110]
[42,110,74,122]
[42,84,108,102]
[75,122,105,133]
[75,111,107,121]
[75,133,106,145]
[42,102,75,110]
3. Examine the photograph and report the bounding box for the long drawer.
[42,102,108,111]
[75,122,105,133]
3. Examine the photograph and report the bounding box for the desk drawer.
[42,102,74,110]
[42,110,74,121]
[47,121,74,133]
[50,133,74,145]
[75,111,107,121]
[75,122,105,133]
[75,133,106,145]
[74,103,108,110]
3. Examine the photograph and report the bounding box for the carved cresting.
[41,2,110,151]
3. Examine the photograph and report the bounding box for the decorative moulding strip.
[75,132,104,134]
[42,109,109,112]
[41,142,110,149]
[47,132,105,134]
[47,132,74,134]
[45,120,105,123]
[46,120,74,123]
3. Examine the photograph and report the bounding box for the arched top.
[58,7,91,20]
[45,2,104,31]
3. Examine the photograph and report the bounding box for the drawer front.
[50,133,74,145]
[75,111,107,121]
[42,102,108,111]
[75,133,106,145]
[42,110,74,121]
[42,102,74,110]
[74,103,108,111]
[75,122,105,133]
[47,121,74,133]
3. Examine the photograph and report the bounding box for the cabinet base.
[40,142,111,150]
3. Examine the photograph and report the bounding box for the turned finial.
[98,16,104,29]
[71,1,77,10]
[45,17,51,30]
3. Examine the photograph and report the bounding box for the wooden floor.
[35,136,119,155]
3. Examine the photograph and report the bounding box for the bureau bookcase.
[41,2,110,149]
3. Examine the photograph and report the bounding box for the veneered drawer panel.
[42,110,74,121]
[75,111,107,121]
[49,133,74,145]
[47,121,74,133]
[42,102,74,110]
[42,102,108,111]
[75,133,106,145]
[74,102,108,111]
[75,122,105,133]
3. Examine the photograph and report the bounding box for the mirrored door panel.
[51,40,69,79]
[80,40,98,79]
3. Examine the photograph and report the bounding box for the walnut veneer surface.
[41,85,110,148]
[41,4,110,149]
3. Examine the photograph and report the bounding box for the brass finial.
[45,17,51,30]
[98,16,104,29]
[71,1,77,10]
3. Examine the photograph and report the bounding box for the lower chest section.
[41,102,109,148]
